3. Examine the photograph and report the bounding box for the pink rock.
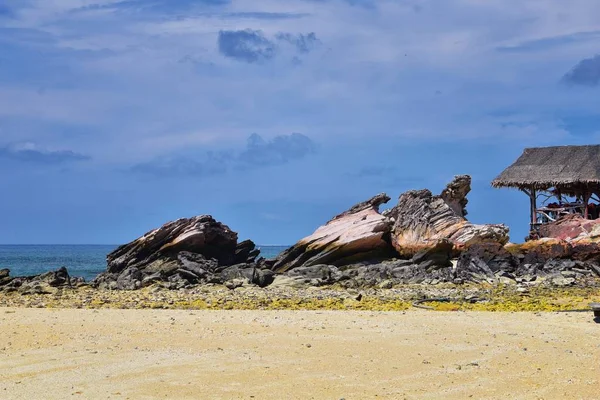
[389,176,509,257]
[272,194,393,272]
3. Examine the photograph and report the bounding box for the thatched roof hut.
[492,145,600,191]
[492,145,600,231]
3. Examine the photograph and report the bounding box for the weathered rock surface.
[266,175,596,287]
[389,175,509,256]
[272,193,394,273]
[270,232,600,288]
[22,179,588,291]
[276,239,453,287]
[106,215,239,273]
[539,214,600,243]
[92,215,271,290]
[0,267,85,295]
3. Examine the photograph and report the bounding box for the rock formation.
[0,267,85,295]
[272,193,394,273]
[538,214,600,243]
[50,176,594,290]
[389,175,509,256]
[92,215,272,290]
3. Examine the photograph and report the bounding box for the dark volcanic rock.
[284,265,342,286]
[177,251,217,276]
[272,193,394,273]
[410,240,453,270]
[220,264,275,287]
[235,240,260,264]
[455,256,497,284]
[0,267,82,294]
[116,267,143,290]
[0,268,11,286]
[459,243,518,274]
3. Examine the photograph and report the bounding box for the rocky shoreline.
[1,283,599,312]
[2,175,600,299]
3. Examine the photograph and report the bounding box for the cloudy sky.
[1,0,600,245]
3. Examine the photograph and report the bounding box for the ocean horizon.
[0,244,290,281]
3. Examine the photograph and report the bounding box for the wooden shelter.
[492,145,600,231]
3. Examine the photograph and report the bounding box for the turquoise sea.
[0,245,289,281]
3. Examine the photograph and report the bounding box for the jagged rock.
[0,267,79,294]
[176,268,202,282]
[92,215,265,290]
[389,176,509,256]
[116,267,142,290]
[455,256,497,284]
[410,240,453,269]
[235,240,261,264]
[284,265,342,286]
[506,238,600,263]
[106,215,239,273]
[217,264,275,288]
[440,174,470,217]
[272,193,394,273]
[177,252,217,276]
[141,272,163,287]
[0,269,12,286]
[460,243,518,273]
[36,267,72,287]
[167,273,192,290]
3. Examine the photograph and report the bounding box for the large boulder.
[389,175,509,257]
[93,215,268,290]
[272,193,394,273]
[106,215,239,273]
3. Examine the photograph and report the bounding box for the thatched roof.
[492,145,600,190]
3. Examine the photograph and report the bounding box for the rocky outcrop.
[271,238,600,288]
[389,175,509,256]
[0,267,85,295]
[106,215,239,273]
[539,214,600,243]
[457,240,600,285]
[267,175,597,287]
[272,194,394,273]
[63,178,596,290]
[93,215,270,290]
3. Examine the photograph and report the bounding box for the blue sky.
[1,0,600,245]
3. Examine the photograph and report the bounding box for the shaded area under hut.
[492,145,600,239]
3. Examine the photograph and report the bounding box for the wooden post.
[583,191,590,219]
[530,188,537,227]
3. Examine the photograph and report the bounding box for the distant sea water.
[0,245,290,281]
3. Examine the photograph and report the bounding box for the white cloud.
[2,0,600,166]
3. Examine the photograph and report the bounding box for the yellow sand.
[0,308,598,399]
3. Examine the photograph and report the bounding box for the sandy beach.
[1,308,598,400]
